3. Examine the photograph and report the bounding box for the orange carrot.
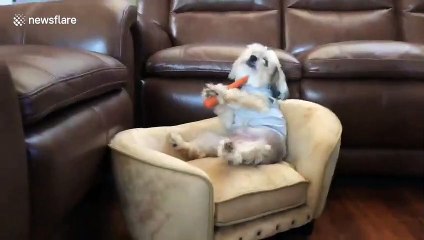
[203,76,249,109]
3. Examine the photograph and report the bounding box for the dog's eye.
[263,58,269,67]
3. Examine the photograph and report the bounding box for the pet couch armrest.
[111,118,225,156]
[281,99,342,217]
[110,130,214,240]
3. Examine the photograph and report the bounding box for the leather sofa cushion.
[0,45,127,124]
[302,41,424,78]
[146,44,301,80]
[189,158,308,226]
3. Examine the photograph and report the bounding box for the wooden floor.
[273,177,424,240]
[67,177,424,240]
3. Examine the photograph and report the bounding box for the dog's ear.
[228,55,243,80]
[228,63,237,80]
[271,65,289,100]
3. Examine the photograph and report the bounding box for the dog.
[169,43,289,165]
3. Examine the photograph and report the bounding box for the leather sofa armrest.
[0,62,29,240]
[0,1,137,66]
[281,100,342,217]
[136,15,173,67]
[0,1,137,97]
[135,0,173,70]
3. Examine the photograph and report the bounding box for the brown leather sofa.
[137,0,424,177]
[0,1,136,240]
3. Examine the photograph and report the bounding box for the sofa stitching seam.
[307,58,424,62]
[215,201,306,226]
[216,181,309,204]
[24,81,125,122]
[19,67,126,99]
[150,59,300,64]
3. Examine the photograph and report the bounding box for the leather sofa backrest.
[169,0,282,48]
[283,0,398,55]
[138,0,170,28]
[137,0,420,54]
[400,0,424,44]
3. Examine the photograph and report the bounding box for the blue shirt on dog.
[231,85,287,137]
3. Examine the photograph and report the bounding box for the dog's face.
[229,43,289,99]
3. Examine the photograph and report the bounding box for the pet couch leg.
[267,221,315,239]
[299,221,315,236]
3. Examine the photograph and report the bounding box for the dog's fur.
[169,43,289,165]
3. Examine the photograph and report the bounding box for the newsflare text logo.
[13,14,77,27]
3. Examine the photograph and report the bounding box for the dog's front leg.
[214,105,234,130]
[204,84,269,112]
[224,88,269,112]
[203,83,228,105]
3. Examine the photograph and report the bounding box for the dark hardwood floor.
[272,177,424,240]
[66,176,424,240]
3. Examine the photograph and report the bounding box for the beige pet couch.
[110,99,342,240]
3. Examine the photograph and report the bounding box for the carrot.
[203,76,249,109]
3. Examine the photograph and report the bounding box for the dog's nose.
[248,55,258,63]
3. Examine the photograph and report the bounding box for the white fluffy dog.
[169,43,289,165]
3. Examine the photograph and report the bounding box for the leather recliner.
[0,1,136,239]
[136,0,424,177]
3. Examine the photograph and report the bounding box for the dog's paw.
[188,149,206,160]
[223,140,234,153]
[206,83,227,95]
[204,83,228,104]
[168,132,184,149]
[228,155,243,166]
[218,139,243,166]
[253,144,272,165]
[201,87,218,99]
[218,139,234,154]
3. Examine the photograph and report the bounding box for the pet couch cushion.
[302,41,424,78]
[0,45,127,124]
[188,157,309,226]
[146,44,301,80]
